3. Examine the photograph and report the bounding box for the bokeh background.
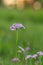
[0,0,43,65]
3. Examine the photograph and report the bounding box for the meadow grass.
[0,7,43,65]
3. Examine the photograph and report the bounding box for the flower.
[18,50,22,54]
[10,25,16,30]
[37,51,43,56]
[11,57,19,62]
[10,23,25,30]
[18,46,25,52]
[25,47,30,51]
[31,54,37,59]
[25,55,31,60]
[15,23,25,29]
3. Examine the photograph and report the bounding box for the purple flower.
[31,54,37,59]
[10,23,25,30]
[15,23,25,29]
[37,51,43,56]
[10,25,16,31]
[11,57,19,62]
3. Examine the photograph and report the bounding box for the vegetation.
[0,7,43,65]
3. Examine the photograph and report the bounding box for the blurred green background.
[0,0,43,65]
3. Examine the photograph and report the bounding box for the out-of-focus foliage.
[0,0,43,8]
[0,0,2,5]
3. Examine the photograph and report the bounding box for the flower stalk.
[38,56,42,65]
[16,29,19,56]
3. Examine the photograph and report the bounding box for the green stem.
[22,50,28,65]
[39,56,42,65]
[29,58,32,65]
[23,57,26,65]
[16,30,19,56]
[16,30,19,45]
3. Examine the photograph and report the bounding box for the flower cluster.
[11,51,43,63]
[18,46,43,60]
[10,23,25,31]
[25,51,43,60]
[37,51,43,56]
[11,45,43,65]
[25,54,38,60]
